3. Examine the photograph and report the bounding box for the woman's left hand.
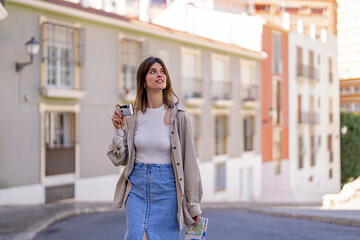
[193,214,201,227]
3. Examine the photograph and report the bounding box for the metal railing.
[182,78,202,99]
[298,111,319,124]
[215,136,227,155]
[46,146,75,176]
[212,81,231,100]
[241,84,258,102]
[297,64,319,81]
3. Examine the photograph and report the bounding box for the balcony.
[212,81,232,106]
[41,86,86,99]
[241,84,259,108]
[182,77,203,105]
[297,64,319,83]
[298,111,319,125]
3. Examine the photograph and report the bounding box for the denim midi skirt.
[124,162,180,240]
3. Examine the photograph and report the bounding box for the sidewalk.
[1,201,359,240]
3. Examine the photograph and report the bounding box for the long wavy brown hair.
[134,56,178,113]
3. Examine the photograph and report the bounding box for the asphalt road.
[33,209,360,240]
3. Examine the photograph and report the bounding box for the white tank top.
[134,105,172,164]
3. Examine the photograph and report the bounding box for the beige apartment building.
[0,0,264,205]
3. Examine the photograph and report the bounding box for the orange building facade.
[261,22,291,202]
[340,78,360,114]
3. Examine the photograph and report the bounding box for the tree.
[340,112,360,185]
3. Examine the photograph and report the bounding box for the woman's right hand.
[112,104,126,129]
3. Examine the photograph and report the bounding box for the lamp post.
[15,37,40,72]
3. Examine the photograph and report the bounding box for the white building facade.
[288,32,341,202]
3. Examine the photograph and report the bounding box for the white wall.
[288,32,340,203]
[200,154,262,203]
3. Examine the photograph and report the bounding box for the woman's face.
[145,62,167,92]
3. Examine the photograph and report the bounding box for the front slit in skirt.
[124,162,180,240]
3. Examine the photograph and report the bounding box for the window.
[215,115,228,155]
[255,4,270,11]
[297,46,303,76]
[273,32,282,74]
[212,55,230,99]
[329,57,333,83]
[215,163,226,191]
[329,98,333,123]
[298,136,304,169]
[354,86,360,94]
[284,7,299,13]
[310,135,316,166]
[188,113,201,158]
[355,103,360,112]
[121,38,144,95]
[329,169,333,179]
[311,8,324,14]
[328,134,333,162]
[273,78,282,124]
[298,94,302,123]
[42,22,84,90]
[181,49,201,99]
[340,86,350,94]
[310,95,317,124]
[243,116,254,151]
[151,0,166,5]
[241,60,257,101]
[273,129,282,174]
[45,112,76,176]
[309,50,314,79]
[341,103,351,112]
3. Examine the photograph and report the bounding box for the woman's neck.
[146,90,164,109]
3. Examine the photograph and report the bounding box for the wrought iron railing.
[297,64,319,81]
[46,146,75,176]
[212,81,231,100]
[242,84,258,102]
[298,111,319,124]
[182,78,202,99]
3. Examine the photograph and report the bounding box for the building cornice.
[8,0,267,60]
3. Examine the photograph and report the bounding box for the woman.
[107,56,203,240]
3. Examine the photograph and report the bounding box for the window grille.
[121,38,144,95]
[42,22,84,90]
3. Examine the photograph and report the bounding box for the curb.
[249,207,360,228]
[12,205,115,240]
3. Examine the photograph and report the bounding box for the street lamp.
[341,125,348,136]
[15,37,40,72]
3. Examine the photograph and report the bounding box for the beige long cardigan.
[107,102,203,230]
